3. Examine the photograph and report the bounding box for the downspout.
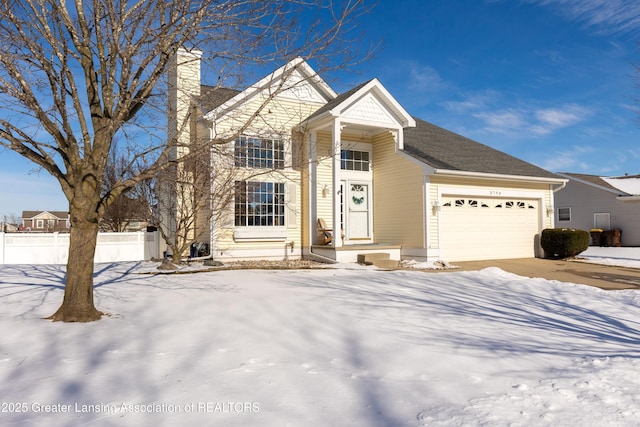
[308,247,339,264]
[552,180,568,193]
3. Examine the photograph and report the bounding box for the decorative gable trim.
[301,79,416,148]
[342,92,396,126]
[328,78,415,129]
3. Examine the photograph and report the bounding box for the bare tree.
[0,0,371,322]
[146,140,236,262]
[101,152,150,232]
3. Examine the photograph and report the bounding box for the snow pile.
[1,262,640,426]
[400,259,458,270]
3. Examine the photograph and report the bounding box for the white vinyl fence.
[0,231,159,265]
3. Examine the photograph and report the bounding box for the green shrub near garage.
[540,228,590,259]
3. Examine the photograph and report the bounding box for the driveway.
[454,258,640,290]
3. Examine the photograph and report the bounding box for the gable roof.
[22,211,69,219]
[558,172,640,196]
[403,118,560,180]
[202,57,336,121]
[302,78,415,130]
[304,80,373,122]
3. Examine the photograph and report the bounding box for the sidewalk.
[454,257,640,290]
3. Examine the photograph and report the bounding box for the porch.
[308,243,401,263]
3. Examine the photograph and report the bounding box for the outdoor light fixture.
[431,200,441,214]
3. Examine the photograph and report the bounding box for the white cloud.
[535,104,591,129]
[408,65,447,92]
[538,146,594,172]
[472,103,591,136]
[473,109,527,134]
[442,90,499,113]
[530,0,640,35]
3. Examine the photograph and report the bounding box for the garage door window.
[445,199,534,209]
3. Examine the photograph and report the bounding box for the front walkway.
[455,258,640,290]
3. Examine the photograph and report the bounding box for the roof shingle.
[197,85,241,114]
[403,117,559,179]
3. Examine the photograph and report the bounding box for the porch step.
[357,252,389,265]
[357,252,399,268]
[371,259,400,269]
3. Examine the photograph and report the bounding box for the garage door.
[439,196,540,261]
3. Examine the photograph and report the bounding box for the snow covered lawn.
[578,246,640,269]
[2,254,640,426]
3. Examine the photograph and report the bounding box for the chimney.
[168,48,202,155]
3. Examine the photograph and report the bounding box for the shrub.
[540,228,590,259]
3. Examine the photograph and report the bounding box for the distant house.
[1,222,18,232]
[166,49,565,262]
[554,173,640,246]
[21,211,70,232]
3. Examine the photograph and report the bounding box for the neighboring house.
[1,222,18,232]
[167,50,565,262]
[554,172,640,246]
[21,211,70,232]
[99,220,149,233]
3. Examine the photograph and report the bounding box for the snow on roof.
[601,176,640,196]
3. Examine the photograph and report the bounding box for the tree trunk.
[47,213,103,322]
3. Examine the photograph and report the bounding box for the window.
[36,219,43,228]
[340,149,370,171]
[558,207,571,222]
[235,181,285,227]
[234,136,285,169]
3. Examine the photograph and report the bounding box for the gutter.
[554,172,620,195]
[433,168,567,185]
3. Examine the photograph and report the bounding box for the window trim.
[558,207,571,222]
[340,149,370,172]
[234,135,285,170]
[233,180,287,241]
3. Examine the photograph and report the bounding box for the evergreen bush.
[540,228,590,259]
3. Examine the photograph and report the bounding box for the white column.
[309,130,318,245]
[332,119,342,248]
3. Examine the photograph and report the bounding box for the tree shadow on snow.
[281,269,640,360]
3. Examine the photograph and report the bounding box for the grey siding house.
[554,173,640,246]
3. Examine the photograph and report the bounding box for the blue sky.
[1,0,640,218]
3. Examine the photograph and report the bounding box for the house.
[554,172,640,246]
[21,211,69,232]
[167,50,565,262]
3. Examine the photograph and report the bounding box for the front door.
[346,182,371,241]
